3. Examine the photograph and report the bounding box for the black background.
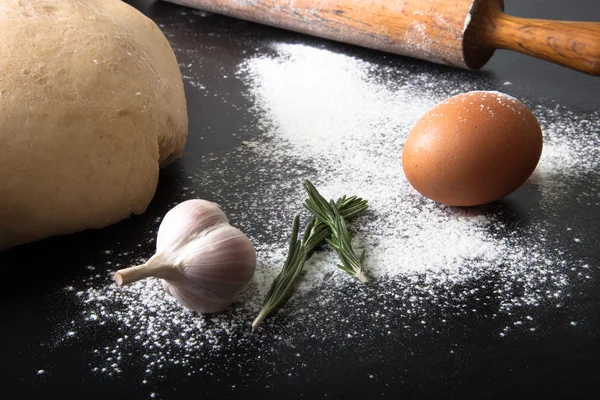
[1,1,599,399]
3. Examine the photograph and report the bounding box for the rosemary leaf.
[302,195,367,254]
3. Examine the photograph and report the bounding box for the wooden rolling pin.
[165,0,600,75]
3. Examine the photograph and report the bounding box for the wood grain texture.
[476,0,600,75]
[166,0,600,74]
[167,0,483,69]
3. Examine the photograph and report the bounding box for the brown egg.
[402,91,543,206]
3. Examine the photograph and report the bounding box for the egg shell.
[402,91,543,206]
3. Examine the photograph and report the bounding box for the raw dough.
[0,0,188,250]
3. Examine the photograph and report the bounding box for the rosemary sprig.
[252,188,368,331]
[303,180,368,283]
[252,215,306,331]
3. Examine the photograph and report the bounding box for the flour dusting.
[55,41,599,381]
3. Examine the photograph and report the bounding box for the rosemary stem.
[355,270,368,284]
[252,306,273,332]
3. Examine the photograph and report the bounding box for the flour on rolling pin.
[167,0,486,69]
[166,0,600,75]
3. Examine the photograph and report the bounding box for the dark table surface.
[1,1,599,399]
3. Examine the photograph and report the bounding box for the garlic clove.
[156,199,228,250]
[159,223,256,313]
[176,225,256,282]
[162,280,234,314]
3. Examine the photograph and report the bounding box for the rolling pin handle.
[484,6,600,76]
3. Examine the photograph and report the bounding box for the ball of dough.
[0,0,188,250]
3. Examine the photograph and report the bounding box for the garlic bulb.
[114,199,256,313]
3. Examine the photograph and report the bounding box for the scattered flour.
[56,41,599,381]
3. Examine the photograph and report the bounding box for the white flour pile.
[56,42,599,380]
